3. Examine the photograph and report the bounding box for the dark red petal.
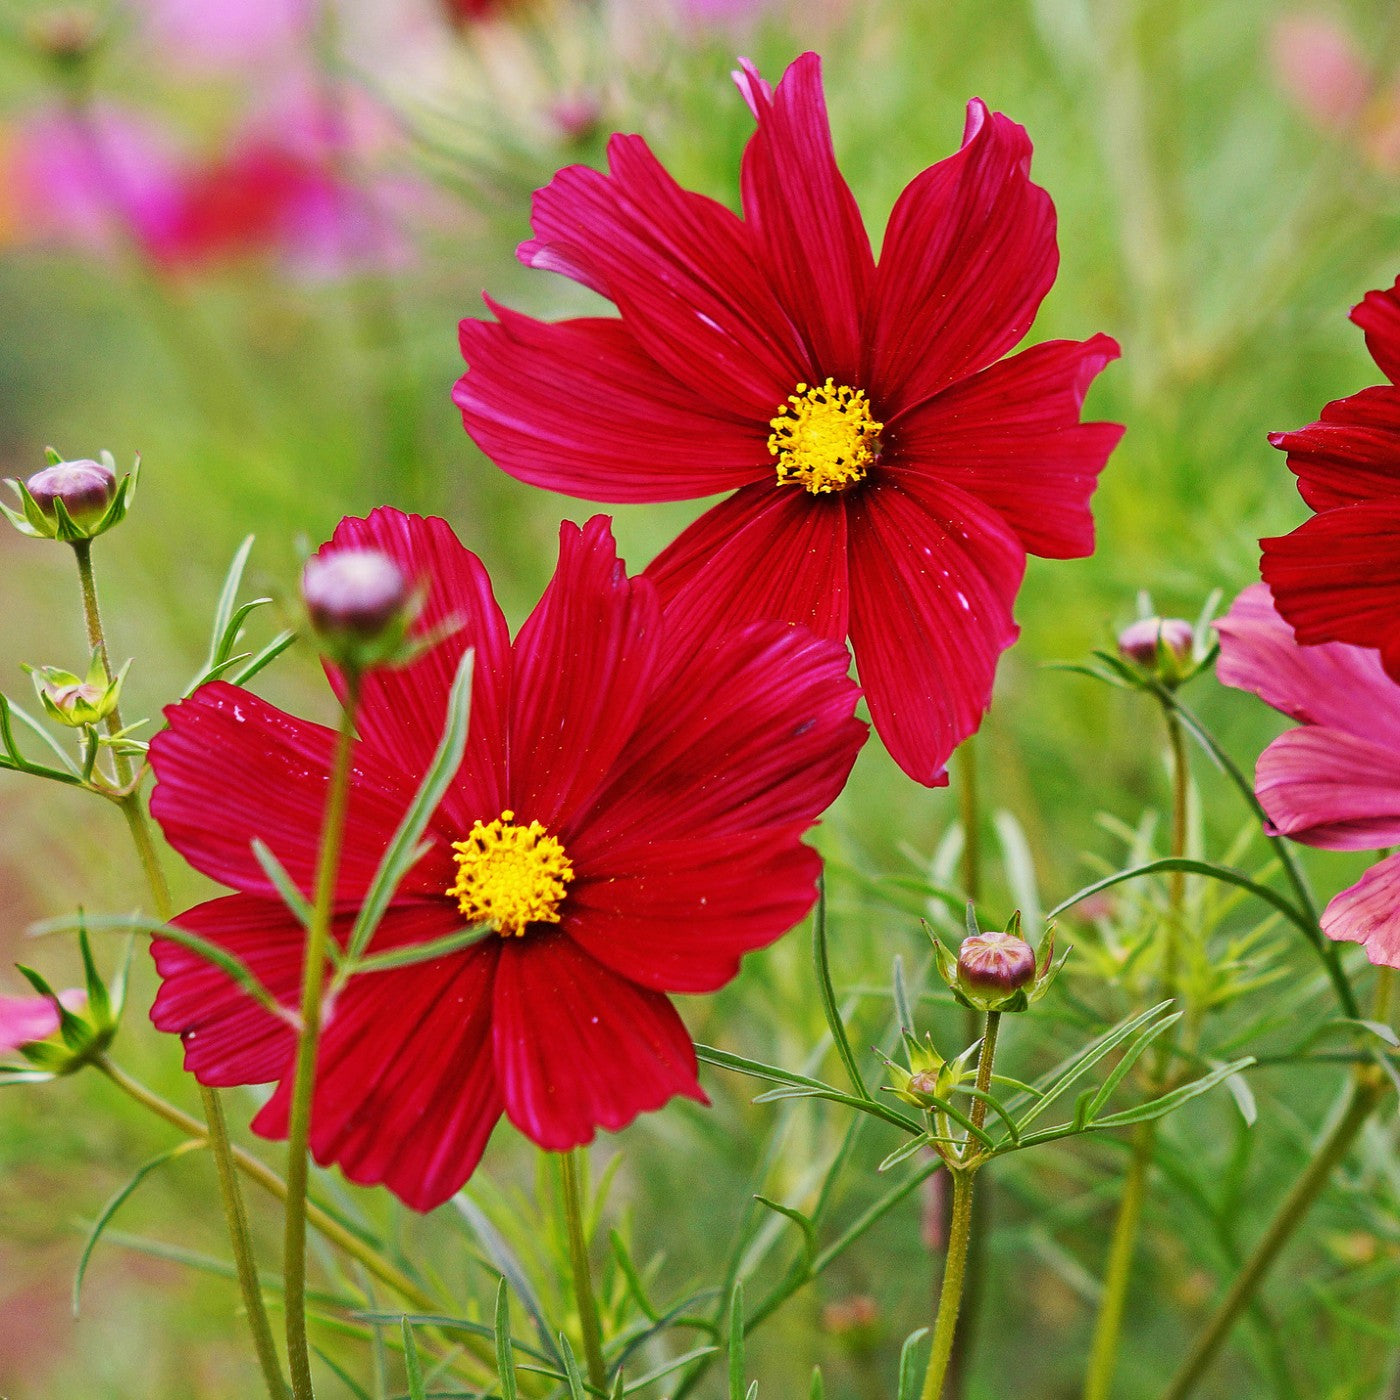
[1260,501,1400,679]
[508,517,660,829]
[326,508,511,827]
[455,306,772,502]
[492,931,704,1151]
[1215,583,1400,745]
[892,335,1122,559]
[149,683,445,901]
[149,894,303,1086]
[516,134,807,416]
[644,484,851,652]
[1267,385,1400,513]
[252,904,504,1212]
[1351,277,1400,384]
[571,617,864,854]
[865,100,1057,414]
[847,476,1025,786]
[736,53,873,381]
[1322,852,1400,969]
[1255,727,1400,850]
[565,830,822,993]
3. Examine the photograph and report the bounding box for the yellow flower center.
[446,810,575,938]
[768,379,883,494]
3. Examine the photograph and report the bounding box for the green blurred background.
[2,0,1399,1395]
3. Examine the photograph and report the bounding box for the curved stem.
[560,1147,608,1392]
[72,540,286,1399]
[1159,1073,1386,1400]
[284,679,359,1400]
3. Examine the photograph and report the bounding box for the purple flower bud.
[1118,617,1194,668]
[302,548,410,641]
[957,929,1037,996]
[27,458,116,529]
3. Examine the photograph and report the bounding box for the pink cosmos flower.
[0,990,84,1053]
[148,509,865,1210]
[1261,276,1400,678]
[454,52,1123,786]
[1216,583,1400,969]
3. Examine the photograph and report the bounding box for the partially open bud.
[0,989,85,1054]
[1117,617,1195,682]
[302,546,415,673]
[933,910,1061,1014]
[24,649,126,728]
[3,450,137,542]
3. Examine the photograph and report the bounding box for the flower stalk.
[560,1146,608,1392]
[283,676,360,1400]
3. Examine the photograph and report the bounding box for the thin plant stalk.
[1081,698,1190,1400]
[71,539,287,1399]
[283,677,360,1400]
[560,1147,608,1392]
[920,1009,1001,1400]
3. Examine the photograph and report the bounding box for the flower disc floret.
[447,810,575,937]
[768,379,883,494]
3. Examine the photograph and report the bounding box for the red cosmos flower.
[147,508,865,1210]
[453,52,1123,786]
[1217,583,1400,968]
[1262,276,1400,677]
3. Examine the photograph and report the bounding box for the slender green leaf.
[313,1344,372,1400]
[747,1082,923,1136]
[1083,1011,1184,1121]
[812,872,868,1098]
[352,1310,551,1366]
[558,1334,588,1400]
[232,630,297,686]
[5,695,82,773]
[898,1328,930,1400]
[622,1348,719,1395]
[892,955,914,1036]
[609,1230,660,1324]
[728,1282,745,1400]
[251,838,312,928]
[1088,1058,1256,1131]
[809,1366,824,1400]
[494,1280,519,1400]
[454,1194,559,1363]
[346,650,474,963]
[878,1136,932,1174]
[353,923,492,975]
[753,1197,816,1274]
[209,535,255,662]
[401,1319,426,1400]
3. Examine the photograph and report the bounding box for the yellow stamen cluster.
[447,810,575,938]
[768,379,883,494]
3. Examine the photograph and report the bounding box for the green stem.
[72,540,286,1399]
[1159,1073,1387,1400]
[958,738,980,905]
[920,1011,1000,1400]
[560,1147,608,1392]
[284,678,359,1400]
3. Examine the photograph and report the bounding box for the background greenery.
[2,0,1399,1395]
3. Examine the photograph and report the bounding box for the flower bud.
[27,459,115,529]
[24,650,126,728]
[1117,616,1194,671]
[957,929,1037,996]
[0,990,84,1054]
[302,547,416,673]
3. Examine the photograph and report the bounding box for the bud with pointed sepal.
[301,545,420,675]
[884,1029,980,1111]
[1117,616,1197,686]
[2,449,139,543]
[932,909,1062,1014]
[23,649,128,728]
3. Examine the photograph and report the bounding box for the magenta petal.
[517,134,807,416]
[1322,851,1400,969]
[847,476,1024,787]
[865,99,1057,414]
[1216,584,1400,747]
[326,508,511,827]
[492,933,705,1151]
[508,517,660,830]
[1255,727,1400,850]
[645,484,851,655]
[1351,277,1400,385]
[893,334,1122,559]
[456,305,772,502]
[736,52,873,381]
[0,991,81,1052]
[149,683,441,901]
[1268,385,1400,513]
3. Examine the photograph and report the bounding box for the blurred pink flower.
[0,989,84,1053]
[140,0,314,71]
[1216,583,1400,969]
[1269,13,1371,131]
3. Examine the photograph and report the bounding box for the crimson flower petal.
[1255,726,1400,850]
[1267,385,1400,513]
[847,475,1025,786]
[566,830,821,993]
[735,53,873,382]
[508,517,660,829]
[1351,276,1400,385]
[516,133,806,416]
[892,334,1122,558]
[1322,852,1400,969]
[864,99,1057,414]
[645,484,851,653]
[492,932,704,1151]
[149,894,304,1087]
[1216,584,1400,746]
[149,683,442,901]
[456,305,772,502]
[1261,500,1400,679]
[326,508,511,827]
[251,904,503,1211]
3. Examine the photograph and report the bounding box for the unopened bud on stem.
[957,929,1037,996]
[1118,617,1194,679]
[302,547,416,673]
